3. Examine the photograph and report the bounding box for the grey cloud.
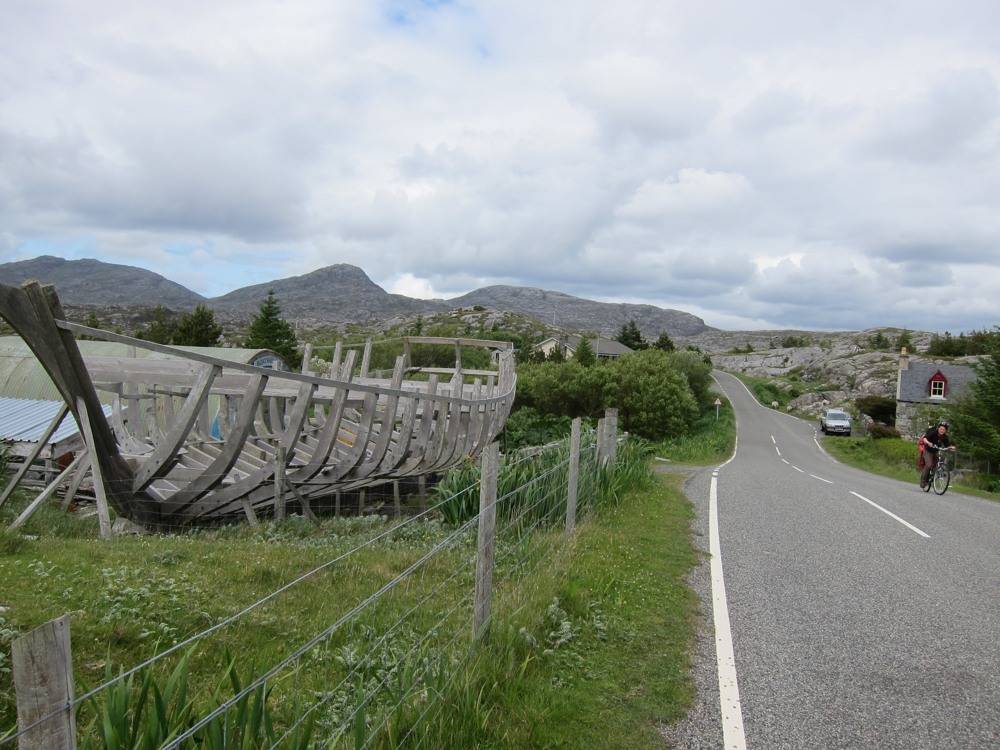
[733,90,808,133]
[863,69,1000,163]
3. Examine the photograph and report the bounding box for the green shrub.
[605,350,698,440]
[868,423,901,440]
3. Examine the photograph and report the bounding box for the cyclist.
[919,421,956,489]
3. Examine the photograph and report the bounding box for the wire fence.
[1,415,627,749]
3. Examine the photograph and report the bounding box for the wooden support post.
[0,403,68,508]
[300,343,313,375]
[331,341,343,373]
[334,490,341,517]
[402,339,412,369]
[566,418,581,535]
[12,615,77,750]
[76,398,112,540]
[240,499,259,527]
[473,442,499,642]
[273,446,286,521]
[359,338,372,378]
[10,452,86,531]
[417,475,427,513]
[359,488,366,513]
[60,452,90,512]
[392,480,401,518]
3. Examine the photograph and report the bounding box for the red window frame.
[929,371,948,398]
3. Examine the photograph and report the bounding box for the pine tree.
[143,306,177,344]
[245,291,300,368]
[653,332,675,352]
[616,320,647,350]
[573,337,596,366]
[952,336,1000,472]
[173,305,223,347]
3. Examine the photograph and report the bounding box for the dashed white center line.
[770,434,776,444]
[810,474,834,484]
[791,465,805,473]
[774,445,781,457]
[781,458,790,465]
[849,491,930,538]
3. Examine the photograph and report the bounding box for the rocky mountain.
[0,255,205,309]
[0,256,713,338]
[209,264,446,323]
[450,285,712,338]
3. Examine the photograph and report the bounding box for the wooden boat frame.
[0,281,516,528]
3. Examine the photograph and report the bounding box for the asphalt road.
[665,371,1000,749]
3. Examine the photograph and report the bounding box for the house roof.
[898,358,977,402]
[538,335,632,356]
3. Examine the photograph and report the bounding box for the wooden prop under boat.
[0,281,516,528]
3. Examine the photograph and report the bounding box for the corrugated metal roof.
[0,396,112,444]
[0,336,283,401]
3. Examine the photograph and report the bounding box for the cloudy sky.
[2,1,999,332]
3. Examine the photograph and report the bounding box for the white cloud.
[1,0,998,332]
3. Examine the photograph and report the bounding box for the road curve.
[667,370,999,749]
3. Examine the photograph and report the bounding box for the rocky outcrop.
[449,285,713,338]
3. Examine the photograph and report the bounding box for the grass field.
[404,471,699,748]
[0,450,699,747]
[821,437,1000,502]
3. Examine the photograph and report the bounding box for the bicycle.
[921,447,955,495]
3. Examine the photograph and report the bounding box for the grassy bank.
[821,437,1000,502]
[654,401,736,465]
[400,471,699,748]
[0,449,698,746]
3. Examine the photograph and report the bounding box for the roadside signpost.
[715,397,722,421]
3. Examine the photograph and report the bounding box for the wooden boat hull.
[0,281,516,527]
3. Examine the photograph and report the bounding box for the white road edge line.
[849,491,930,538]
[810,474,834,484]
[710,472,747,750]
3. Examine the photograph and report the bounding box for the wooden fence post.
[359,338,372,378]
[12,615,77,750]
[274,446,286,521]
[392,481,401,518]
[606,408,619,465]
[417,475,427,513]
[596,417,606,467]
[566,418,581,535]
[473,442,499,642]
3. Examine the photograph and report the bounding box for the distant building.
[895,348,977,437]
[535,335,632,361]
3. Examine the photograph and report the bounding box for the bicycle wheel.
[932,466,950,495]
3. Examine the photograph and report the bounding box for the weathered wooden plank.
[12,615,76,750]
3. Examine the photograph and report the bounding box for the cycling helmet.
[938,420,950,429]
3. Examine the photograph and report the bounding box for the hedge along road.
[670,370,1000,749]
